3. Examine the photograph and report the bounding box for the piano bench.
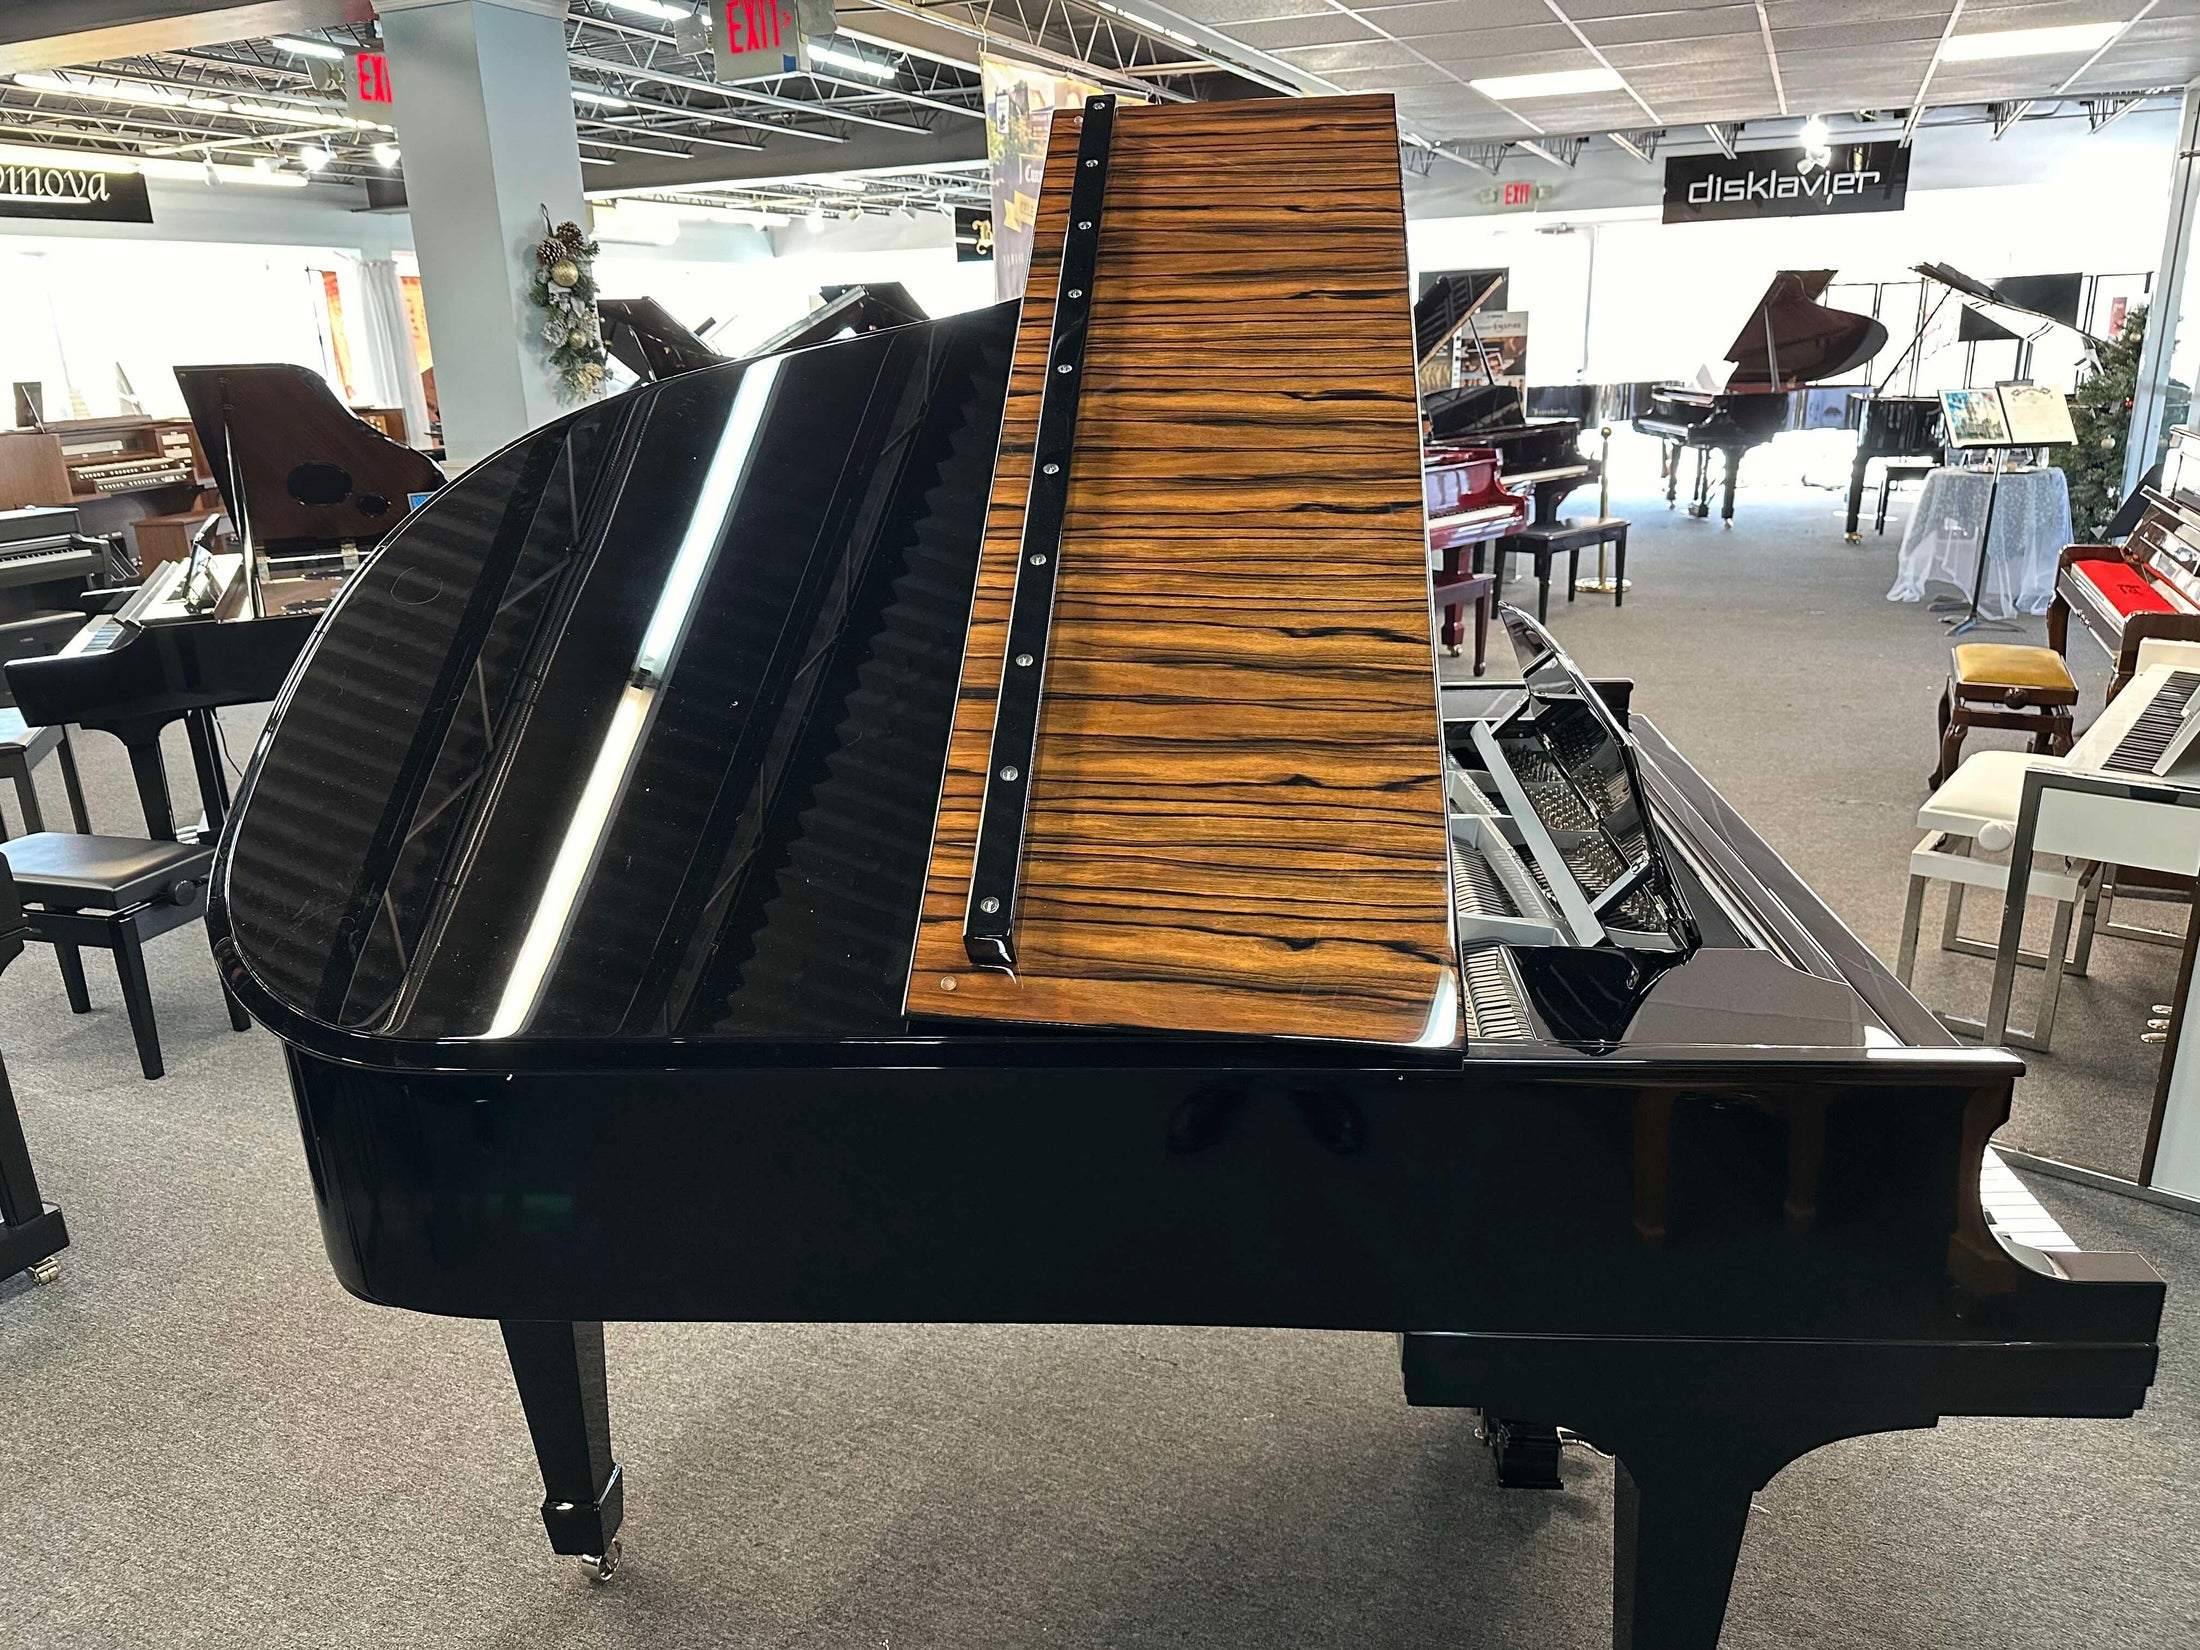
[1933,644,2078,788]
[0,710,90,838]
[1899,751,2099,1054]
[1874,462,1936,535]
[1490,518,1630,623]
[0,832,245,1081]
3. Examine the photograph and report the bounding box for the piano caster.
[26,1256,59,1286]
[583,1540,621,1583]
[1844,533,1862,544]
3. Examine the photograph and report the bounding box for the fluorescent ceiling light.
[809,43,896,81]
[15,71,231,113]
[602,0,690,19]
[572,87,632,108]
[1468,67,1626,101]
[1942,23,2123,61]
[271,35,347,61]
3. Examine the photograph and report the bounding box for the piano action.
[208,96,2162,1650]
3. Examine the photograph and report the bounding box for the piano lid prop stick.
[1576,425,1631,596]
[962,94,1118,971]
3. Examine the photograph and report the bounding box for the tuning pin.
[2143,1032,2169,1044]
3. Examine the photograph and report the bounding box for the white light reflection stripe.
[481,355,784,1039]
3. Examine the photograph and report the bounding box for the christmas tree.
[2066,303,2148,539]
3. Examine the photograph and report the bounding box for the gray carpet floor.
[0,475,2194,1649]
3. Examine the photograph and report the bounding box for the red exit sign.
[346,50,393,115]
[1501,179,1533,208]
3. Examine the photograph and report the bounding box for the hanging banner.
[954,205,994,261]
[980,55,1108,302]
[717,0,801,79]
[0,163,151,224]
[1662,142,1909,225]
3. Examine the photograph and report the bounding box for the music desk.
[1888,465,2070,620]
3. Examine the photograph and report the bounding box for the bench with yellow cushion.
[1932,642,2078,787]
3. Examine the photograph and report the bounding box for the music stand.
[1935,383,2074,635]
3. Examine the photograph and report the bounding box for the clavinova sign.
[1661,143,1909,225]
[0,163,153,223]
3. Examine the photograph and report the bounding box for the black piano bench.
[0,832,246,1080]
[1489,518,1631,623]
[0,708,90,838]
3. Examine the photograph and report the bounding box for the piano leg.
[1663,443,1679,508]
[500,1320,625,1577]
[1845,450,1870,542]
[1612,1445,1756,1650]
[1718,449,1741,527]
[1689,450,1710,520]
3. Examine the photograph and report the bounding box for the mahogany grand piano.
[209,97,2161,1650]
[1425,442,1525,668]
[1634,271,1887,525]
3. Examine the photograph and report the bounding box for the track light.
[272,36,347,62]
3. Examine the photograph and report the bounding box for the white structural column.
[2127,77,2200,497]
[379,0,588,468]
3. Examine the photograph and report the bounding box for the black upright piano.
[1634,271,1887,525]
[209,96,2161,1650]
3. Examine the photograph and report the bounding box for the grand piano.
[6,365,444,839]
[1634,271,1888,525]
[1416,274,1597,527]
[208,97,2161,1650]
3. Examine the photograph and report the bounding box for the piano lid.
[1722,270,1887,392]
[176,363,444,551]
[598,296,726,382]
[905,95,1457,1048]
[741,282,930,360]
[213,304,1019,1046]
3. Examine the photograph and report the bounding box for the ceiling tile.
[1321,63,1470,87]
[1582,5,1763,46]
[1763,0,1954,23]
[1272,38,1433,70]
[1379,22,1581,54]
[1343,0,1557,19]
[1228,13,1386,47]
[1147,0,1341,24]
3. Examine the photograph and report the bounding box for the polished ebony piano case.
[210,97,2161,1650]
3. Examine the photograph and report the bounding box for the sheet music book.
[1940,388,2010,448]
[1939,383,2075,448]
[1997,381,2077,446]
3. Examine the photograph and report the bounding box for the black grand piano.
[7,364,444,839]
[1634,271,1888,525]
[207,97,2160,1650]
[1416,273,1597,526]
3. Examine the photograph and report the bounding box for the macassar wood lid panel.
[907,94,1457,1046]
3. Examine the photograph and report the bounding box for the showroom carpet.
[0,478,2194,1650]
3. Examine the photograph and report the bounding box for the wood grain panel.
[907,95,1457,1046]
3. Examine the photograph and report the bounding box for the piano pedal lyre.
[1475,1412,1566,1489]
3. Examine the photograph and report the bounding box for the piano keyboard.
[1979,1149,2076,1253]
[2101,668,2200,774]
[77,459,194,494]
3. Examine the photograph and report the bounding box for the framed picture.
[1940,388,2011,448]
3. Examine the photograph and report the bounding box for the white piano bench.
[1898,751,2102,1053]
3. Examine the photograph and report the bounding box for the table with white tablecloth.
[1885,464,2071,620]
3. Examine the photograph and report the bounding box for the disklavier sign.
[0,163,153,223]
[1662,142,1908,225]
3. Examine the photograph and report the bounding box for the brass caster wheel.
[28,1256,58,1286]
[1844,532,1862,543]
[585,1540,621,1583]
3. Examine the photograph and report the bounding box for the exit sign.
[1482,180,1553,210]
[1501,179,1532,208]
[346,50,394,117]
[717,0,799,77]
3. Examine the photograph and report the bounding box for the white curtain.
[359,256,431,448]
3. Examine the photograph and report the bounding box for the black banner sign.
[1662,142,1908,225]
[0,163,152,223]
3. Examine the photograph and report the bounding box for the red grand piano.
[2050,426,2200,699]
[1425,442,1526,672]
